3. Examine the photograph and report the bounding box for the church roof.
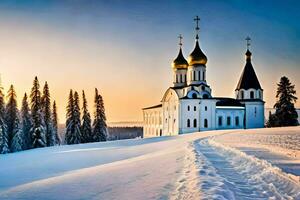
[172,48,188,69]
[188,40,207,65]
[236,50,262,90]
[142,104,162,110]
[215,98,244,107]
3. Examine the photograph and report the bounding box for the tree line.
[65,88,107,144]
[267,76,299,127]
[0,77,59,153]
[0,77,108,154]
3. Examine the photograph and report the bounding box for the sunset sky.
[0,0,299,123]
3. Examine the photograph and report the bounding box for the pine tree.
[81,90,92,143]
[30,77,46,148]
[21,93,32,150]
[65,90,81,144]
[0,87,9,154]
[52,101,60,145]
[272,76,298,126]
[11,115,24,152]
[5,85,18,149]
[41,82,55,146]
[92,88,107,142]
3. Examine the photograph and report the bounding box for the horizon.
[0,0,299,123]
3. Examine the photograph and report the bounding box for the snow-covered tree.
[92,88,107,142]
[0,88,9,154]
[21,93,32,150]
[41,82,55,146]
[30,77,46,148]
[11,116,24,152]
[65,90,81,144]
[269,76,298,127]
[81,90,92,143]
[52,101,60,145]
[5,85,18,149]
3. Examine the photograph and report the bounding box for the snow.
[0,127,300,199]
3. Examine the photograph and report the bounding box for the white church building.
[142,18,265,138]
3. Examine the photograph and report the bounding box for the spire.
[194,16,200,40]
[172,34,188,69]
[188,16,207,66]
[236,37,262,90]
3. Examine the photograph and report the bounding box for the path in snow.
[194,138,300,199]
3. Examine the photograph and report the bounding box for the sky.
[0,0,299,123]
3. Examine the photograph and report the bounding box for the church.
[142,17,265,138]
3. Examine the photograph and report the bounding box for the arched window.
[241,91,244,99]
[205,106,208,111]
[204,119,208,128]
[250,91,254,99]
[227,117,231,126]
[203,71,205,81]
[194,106,196,111]
[193,71,196,81]
[203,94,209,99]
[180,74,182,83]
[192,93,197,99]
[258,91,261,99]
[218,116,222,126]
[187,105,190,111]
[184,74,187,82]
[193,119,197,127]
[187,119,190,127]
[198,71,201,81]
[235,116,239,126]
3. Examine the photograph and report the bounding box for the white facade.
[143,31,265,138]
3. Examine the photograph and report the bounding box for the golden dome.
[188,41,207,65]
[172,48,188,69]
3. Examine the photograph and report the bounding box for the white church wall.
[236,89,263,100]
[199,99,217,131]
[244,101,265,128]
[216,107,245,129]
[143,107,163,138]
[179,99,200,134]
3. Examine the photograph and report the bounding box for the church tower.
[172,35,188,87]
[235,37,263,100]
[187,16,208,86]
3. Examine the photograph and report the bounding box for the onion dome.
[188,40,207,65]
[172,47,188,69]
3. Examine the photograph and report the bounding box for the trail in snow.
[194,138,300,200]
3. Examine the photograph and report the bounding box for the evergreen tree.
[11,115,24,152]
[5,85,18,149]
[30,77,46,148]
[21,93,32,150]
[266,111,277,127]
[0,87,9,154]
[52,101,60,145]
[92,88,107,142]
[272,76,298,126]
[81,90,92,143]
[41,82,55,146]
[65,90,81,144]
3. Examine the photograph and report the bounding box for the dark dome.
[188,41,207,65]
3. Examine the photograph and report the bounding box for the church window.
[255,107,257,117]
[194,106,196,111]
[205,106,207,111]
[187,105,190,111]
[180,74,182,83]
[235,116,239,126]
[193,71,196,81]
[204,119,208,128]
[241,91,244,99]
[203,71,205,81]
[184,74,187,82]
[192,93,197,99]
[218,116,222,126]
[258,91,261,99]
[250,91,254,99]
[198,71,201,81]
[227,116,231,126]
[193,119,197,127]
[187,119,190,127]
[201,86,205,91]
[203,94,209,99]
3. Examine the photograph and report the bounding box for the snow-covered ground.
[0,127,300,199]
